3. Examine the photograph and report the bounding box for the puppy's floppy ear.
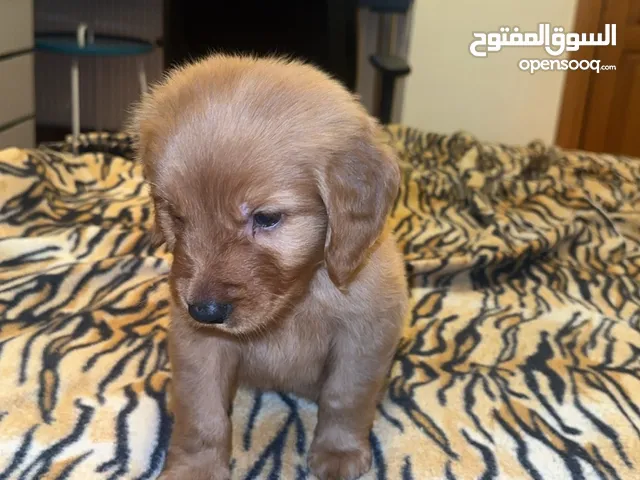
[128,93,174,251]
[150,223,166,249]
[144,191,177,251]
[316,117,400,289]
[149,198,171,249]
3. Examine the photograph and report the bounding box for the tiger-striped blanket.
[0,127,639,480]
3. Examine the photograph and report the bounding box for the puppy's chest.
[239,322,332,399]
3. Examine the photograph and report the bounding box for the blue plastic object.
[35,33,153,57]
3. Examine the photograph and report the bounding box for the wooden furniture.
[0,0,35,149]
[363,0,413,124]
[556,0,640,157]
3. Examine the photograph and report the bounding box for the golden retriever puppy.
[131,54,409,480]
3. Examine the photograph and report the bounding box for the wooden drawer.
[0,118,35,149]
[0,0,33,57]
[0,53,34,127]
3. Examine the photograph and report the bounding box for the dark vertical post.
[369,54,411,124]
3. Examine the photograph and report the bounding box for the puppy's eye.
[252,212,282,230]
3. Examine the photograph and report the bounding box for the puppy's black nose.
[188,300,232,324]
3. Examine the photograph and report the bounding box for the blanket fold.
[0,128,639,480]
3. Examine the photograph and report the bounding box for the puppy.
[131,54,409,480]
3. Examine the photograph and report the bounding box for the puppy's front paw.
[157,462,230,480]
[308,444,372,480]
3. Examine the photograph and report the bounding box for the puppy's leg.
[309,336,395,480]
[159,325,239,480]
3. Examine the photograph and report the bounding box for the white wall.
[400,0,578,146]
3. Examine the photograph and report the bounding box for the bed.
[0,127,639,479]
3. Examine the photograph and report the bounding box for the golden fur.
[130,54,409,480]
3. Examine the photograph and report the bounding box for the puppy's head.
[131,55,400,335]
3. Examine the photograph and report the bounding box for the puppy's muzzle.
[188,300,233,324]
